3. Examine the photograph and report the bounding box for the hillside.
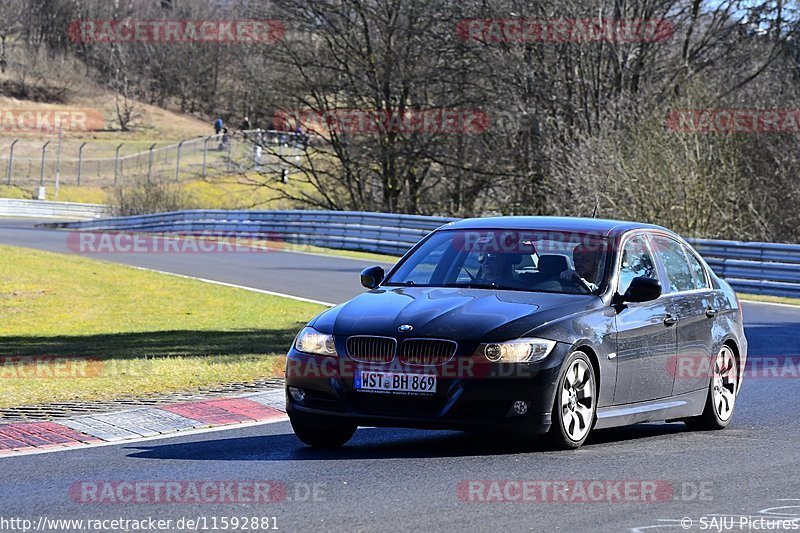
[0,71,302,210]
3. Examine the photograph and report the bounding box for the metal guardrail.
[45,210,800,298]
[690,239,800,298]
[45,210,455,256]
[0,199,110,220]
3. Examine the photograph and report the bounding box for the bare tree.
[0,0,23,73]
[7,0,800,240]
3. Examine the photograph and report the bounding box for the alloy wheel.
[712,345,737,422]
[560,357,595,442]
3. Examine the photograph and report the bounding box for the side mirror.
[360,266,385,289]
[619,276,662,303]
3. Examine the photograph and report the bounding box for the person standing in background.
[219,128,231,151]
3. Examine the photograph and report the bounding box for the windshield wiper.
[441,282,501,290]
[386,280,416,286]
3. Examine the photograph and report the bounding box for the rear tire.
[546,351,597,449]
[290,415,357,448]
[685,345,738,431]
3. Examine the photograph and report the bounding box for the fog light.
[485,344,502,362]
[289,387,306,403]
[512,401,529,415]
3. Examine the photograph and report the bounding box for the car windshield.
[385,229,610,295]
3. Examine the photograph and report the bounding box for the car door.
[649,235,716,396]
[613,234,678,404]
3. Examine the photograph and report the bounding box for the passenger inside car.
[560,244,604,292]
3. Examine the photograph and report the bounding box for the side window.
[684,246,710,290]
[651,236,696,293]
[618,235,658,295]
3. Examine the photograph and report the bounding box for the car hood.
[311,287,600,342]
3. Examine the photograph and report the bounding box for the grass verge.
[737,293,800,307]
[289,243,399,264]
[0,184,111,204]
[0,244,325,407]
[2,174,310,210]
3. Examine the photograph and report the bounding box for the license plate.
[354,370,437,395]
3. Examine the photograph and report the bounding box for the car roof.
[443,216,669,238]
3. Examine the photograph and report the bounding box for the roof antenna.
[591,173,610,219]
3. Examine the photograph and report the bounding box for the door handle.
[663,314,678,326]
[705,308,719,318]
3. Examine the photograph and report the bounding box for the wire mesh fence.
[0,130,307,189]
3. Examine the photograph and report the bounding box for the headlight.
[478,338,556,363]
[295,327,337,357]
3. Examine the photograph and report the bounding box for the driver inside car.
[477,252,526,288]
[560,243,603,292]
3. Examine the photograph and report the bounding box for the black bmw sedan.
[285,217,747,449]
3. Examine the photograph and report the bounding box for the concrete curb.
[0,390,286,457]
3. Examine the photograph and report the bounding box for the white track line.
[131,266,336,307]
[132,266,800,311]
[740,299,800,309]
[137,264,798,312]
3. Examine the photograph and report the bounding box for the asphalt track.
[1,218,799,533]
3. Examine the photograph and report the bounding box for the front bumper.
[284,342,571,436]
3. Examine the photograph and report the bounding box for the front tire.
[685,345,738,431]
[290,415,357,448]
[547,351,597,449]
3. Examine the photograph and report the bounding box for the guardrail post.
[202,137,211,177]
[114,143,124,186]
[176,140,184,182]
[55,127,63,200]
[77,142,87,186]
[6,139,17,185]
[39,141,51,187]
[147,143,157,185]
